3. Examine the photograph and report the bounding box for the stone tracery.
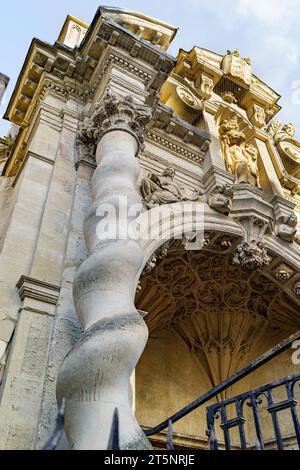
[137,241,300,393]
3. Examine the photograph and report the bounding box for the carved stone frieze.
[207,183,233,216]
[141,167,201,208]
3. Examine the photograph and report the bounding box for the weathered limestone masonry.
[0,6,300,450]
[0,7,176,449]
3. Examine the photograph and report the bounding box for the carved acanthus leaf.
[76,89,154,164]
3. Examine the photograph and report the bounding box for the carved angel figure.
[219,116,260,187]
[141,167,200,208]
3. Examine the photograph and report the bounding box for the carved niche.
[219,114,260,187]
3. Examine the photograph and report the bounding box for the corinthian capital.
[76,89,153,164]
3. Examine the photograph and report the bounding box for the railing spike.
[167,419,175,450]
[107,408,120,450]
[256,438,263,451]
[42,398,65,450]
[208,428,218,451]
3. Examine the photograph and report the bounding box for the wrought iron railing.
[206,373,300,450]
[145,329,300,439]
[42,329,300,450]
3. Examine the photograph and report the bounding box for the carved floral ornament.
[76,89,153,161]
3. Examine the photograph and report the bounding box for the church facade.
[0,6,300,450]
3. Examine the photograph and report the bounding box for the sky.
[1,0,299,136]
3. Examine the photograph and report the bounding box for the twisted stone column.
[57,91,153,449]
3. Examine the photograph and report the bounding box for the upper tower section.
[160,47,281,129]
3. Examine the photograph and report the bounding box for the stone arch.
[134,201,300,446]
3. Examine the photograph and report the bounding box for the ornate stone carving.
[92,89,153,145]
[221,91,238,104]
[267,120,300,188]
[274,263,294,282]
[275,214,298,243]
[76,89,153,165]
[267,119,282,139]
[137,248,300,392]
[248,103,266,129]
[195,73,214,100]
[76,117,97,166]
[208,184,233,216]
[232,241,270,271]
[143,242,170,275]
[270,122,296,144]
[219,115,260,187]
[294,282,300,297]
[176,86,203,110]
[141,167,201,208]
[222,50,252,86]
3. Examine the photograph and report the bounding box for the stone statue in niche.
[219,115,260,187]
[141,167,201,208]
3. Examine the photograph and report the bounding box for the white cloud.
[238,0,300,28]
[267,35,299,67]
